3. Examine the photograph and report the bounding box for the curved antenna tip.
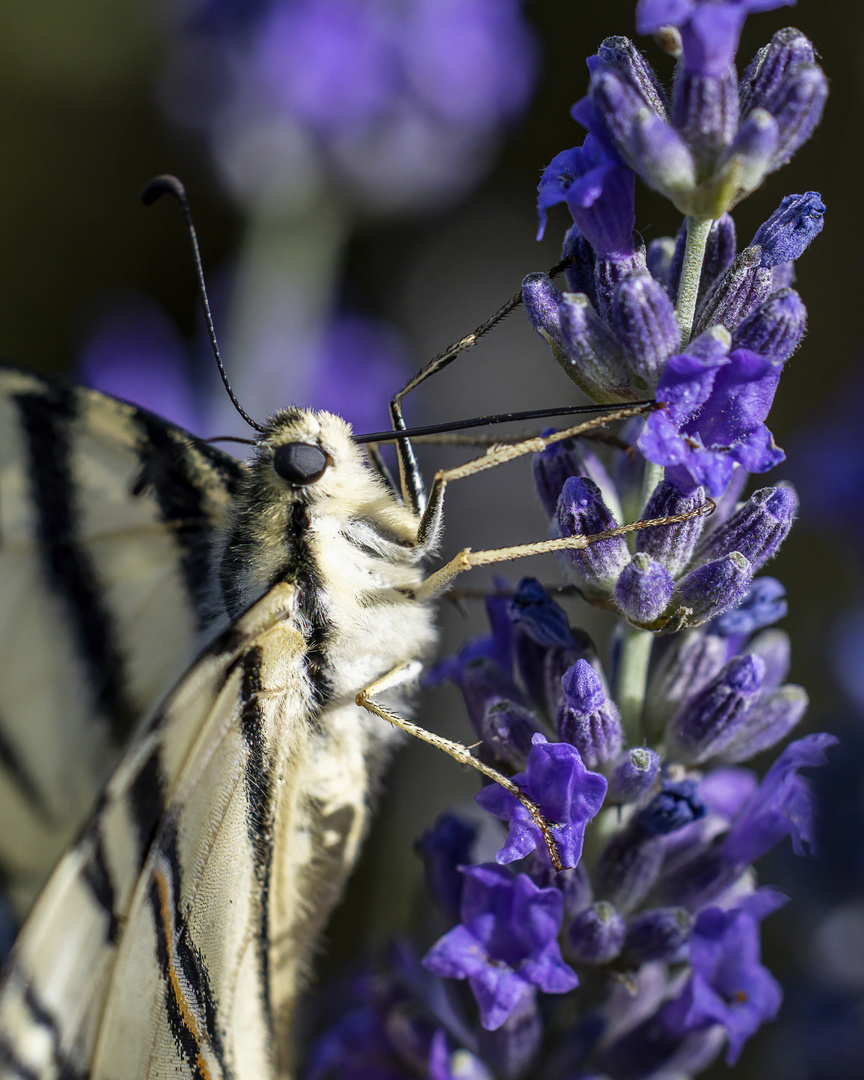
[141,175,187,207]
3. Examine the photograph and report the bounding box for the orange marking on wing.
[153,865,214,1080]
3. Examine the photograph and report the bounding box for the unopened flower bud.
[594,246,649,324]
[765,62,828,171]
[566,901,626,964]
[636,478,707,577]
[666,654,766,763]
[623,907,691,964]
[562,226,598,306]
[557,476,631,590]
[671,66,739,165]
[645,630,729,732]
[694,245,774,336]
[557,659,623,767]
[482,700,543,770]
[740,28,817,118]
[720,107,780,198]
[696,484,797,573]
[559,292,629,394]
[611,272,679,386]
[593,36,668,117]
[732,288,807,365]
[522,273,564,349]
[533,435,622,521]
[719,684,809,764]
[674,552,754,626]
[607,747,661,805]
[752,192,825,268]
[614,553,674,624]
[594,822,665,914]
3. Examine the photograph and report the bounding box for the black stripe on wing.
[15,386,138,742]
[150,819,232,1080]
[130,409,243,633]
[238,647,274,1034]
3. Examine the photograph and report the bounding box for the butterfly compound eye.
[272,443,329,486]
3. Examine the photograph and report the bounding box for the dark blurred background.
[1,2,861,1076]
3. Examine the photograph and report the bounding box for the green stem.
[675,216,713,347]
[616,623,654,744]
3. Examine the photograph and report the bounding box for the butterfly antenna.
[141,174,267,434]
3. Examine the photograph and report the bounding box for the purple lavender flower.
[636,0,795,75]
[659,890,787,1063]
[536,135,636,257]
[423,864,579,1030]
[475,734,607,868]
[724,732,838,863]
[638,343,785,497]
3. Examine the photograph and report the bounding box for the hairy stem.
[675,216,714,347]
[616,622,654,744]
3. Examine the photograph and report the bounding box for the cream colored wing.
[0,365,242,918]
[0,581,385,1080]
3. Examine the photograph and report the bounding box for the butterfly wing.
[0,366,243,917]
[0,579,386,1079]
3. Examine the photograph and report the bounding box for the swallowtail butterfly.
[0,179,668,1079]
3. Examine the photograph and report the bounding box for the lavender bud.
[731,288,807,365]
[522,273,564,349]
[711,576,788,638]
[557,659,623,768]
[645,630,729,732]
[507,577,572,647]
[674,552,754,626]
[695,484,797,573]
[566,901,626,964]
[559,293,629,394]
[614,553,674,625]
[593,244,649,324]
[624,907,691,964]
[653,839,741,910]
[752,192,825,268]
[748,627,791,689]
[720,684,809,764]
[587,67,696,203]
[416,814,477,921]
[533,434,623,522]
[457,657,525,737]
[671,66,739,165]
[594,824,664,914]
[636,478,707,577]
[607,747,661,804]
[666,654,766,763]
[557,476,631,590]
[562,226,598,306]
[765,62,829,171]
[610,272,679,386]
[739,28,817,118]
[477,996,542,1080]
[694,245,774,336]
[646,236,675,288]
[594,36,668,117]
[482,700,543,770]
[720,107,781,200]
[634,780,707,835]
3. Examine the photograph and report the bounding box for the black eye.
[272,443,329,486]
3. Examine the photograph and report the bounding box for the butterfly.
[0,178,671,1079]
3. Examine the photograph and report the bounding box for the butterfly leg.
[415,499,713,601]
[355,662,566,871]
[415,402,655,546]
